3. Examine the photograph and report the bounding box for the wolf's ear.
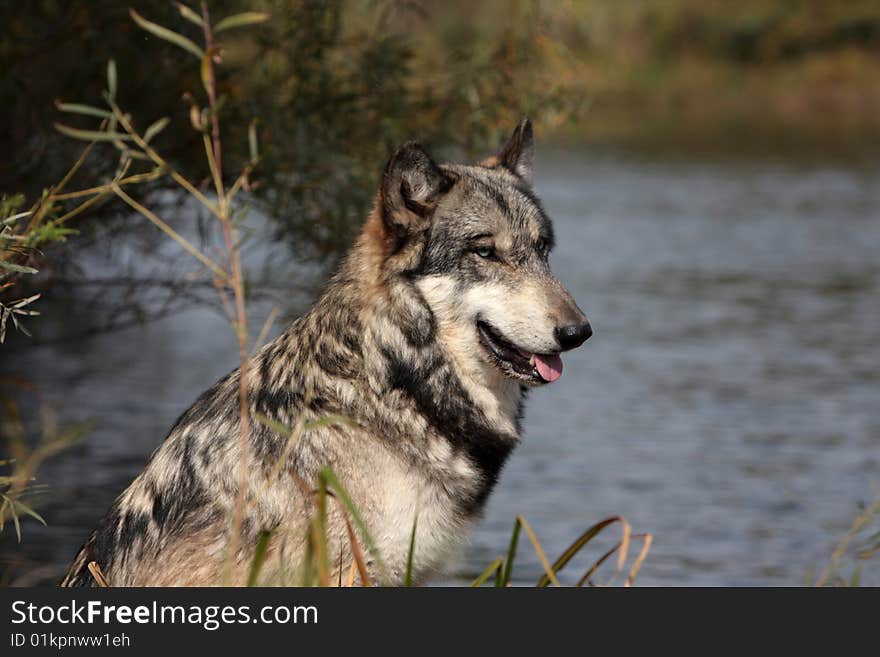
[492,117,534,184]
[380,142,455,237]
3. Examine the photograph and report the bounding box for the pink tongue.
[534,353,563,382]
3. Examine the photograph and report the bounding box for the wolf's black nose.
[555,322,592,351]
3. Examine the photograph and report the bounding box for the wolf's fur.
[61,119,589,586]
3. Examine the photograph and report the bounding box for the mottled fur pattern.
[61,119,590,587]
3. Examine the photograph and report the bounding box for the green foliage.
[1,196,41,342]
[0,402,91,543]
[0,0,580,273]
[0,459,47,543]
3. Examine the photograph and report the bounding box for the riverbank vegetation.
[1,0,878,586]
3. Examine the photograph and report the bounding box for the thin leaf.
[576,542,622,587]
[575,532,652,587]
[253,412,295,440]
[248,118,259,163]
[471,556,504,587]
[341,513,371,587]
[107,59,117,100]
[404,513,418,586]
[54,101,113,119]
[143,117,170,144]
[517,516,561,587]
[200,49,214,98]
[303,414,356,430]
[175,2,204,27]
[14,500,46,526]
[536,516,625,587]
[10,294,40,309]
[625,534,652,587]
[319,467,389,582]
[300,523,315,586]
[247,530,272,586]
[11,507,21,542]
[250,306,280,358]
[2,211,33,224]
[12,314,31,338]
[111,183,228,282]
[0,261,37,274]
[499,517,522,587]
[122,149,151,161]
[214,12,270,33]
[55,123,132,143]
[310,477,331,586]
[129,9,204,59]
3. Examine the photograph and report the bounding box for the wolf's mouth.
[476,320,563,385]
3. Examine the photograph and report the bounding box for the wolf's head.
[374,118,590,388]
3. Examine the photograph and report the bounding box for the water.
[3,151,879,586]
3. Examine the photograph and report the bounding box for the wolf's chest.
[370,454,477,584]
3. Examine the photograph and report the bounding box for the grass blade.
[471,556,504,587]
[303,414,356,430]
[247,530,271,586]
[341,512,371,587]
[575,533,653,587]
[499,517,522,587]
[310,477,331,587]
[625,533,652,587]
[252,412,293,439]
[517,516,560,587]
[536,516,626,587]
[404,513,418,586]
[319,467,389,582]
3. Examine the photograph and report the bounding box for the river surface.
[3,150,879,586]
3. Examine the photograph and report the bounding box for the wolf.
[61,118,591,586]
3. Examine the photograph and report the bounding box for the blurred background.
[1,0,879,585]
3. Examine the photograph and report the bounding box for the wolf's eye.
[474,246,495,259]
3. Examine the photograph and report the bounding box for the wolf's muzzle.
[555,321,592,351]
